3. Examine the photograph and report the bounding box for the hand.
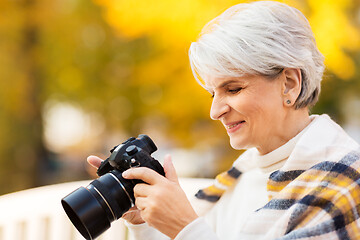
[122,155,198,239]
[87,155,145,225]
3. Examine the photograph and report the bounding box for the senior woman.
[88,1,360,239]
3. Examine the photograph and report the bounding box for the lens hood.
[61,187,110,240]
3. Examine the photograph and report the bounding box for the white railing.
[0,178,211,240]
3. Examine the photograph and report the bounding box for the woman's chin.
[229,138,249,150]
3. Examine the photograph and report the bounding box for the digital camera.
[61,134,165,239]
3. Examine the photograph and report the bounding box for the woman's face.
[205,74,288,154]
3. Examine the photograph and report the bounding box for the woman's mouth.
[225,121,245,133]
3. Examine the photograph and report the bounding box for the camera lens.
[61,171,134,240]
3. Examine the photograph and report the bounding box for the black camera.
[61,134,165,240]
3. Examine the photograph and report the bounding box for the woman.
[88,1,360,239]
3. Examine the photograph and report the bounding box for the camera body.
[96,134,165,203]
[61,134,165,240]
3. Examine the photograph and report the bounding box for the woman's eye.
[228,88,242,94]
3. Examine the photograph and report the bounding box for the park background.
[0,0,359,195]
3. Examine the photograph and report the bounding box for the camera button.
[126,145,138,155]
[130,158,140,167]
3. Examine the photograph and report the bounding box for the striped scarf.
[195,167,242,202]
[261,149,360,239]
[196,149,360,239]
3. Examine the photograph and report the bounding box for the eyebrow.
[204,79,245,93]
[218,80,241,88]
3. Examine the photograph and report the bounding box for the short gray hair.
[189,1,325,109]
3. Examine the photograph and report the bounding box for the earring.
[286,100,291,104]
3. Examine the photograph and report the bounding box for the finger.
[122,206,140,216]
[133,183,152,198]
[122,167,163,185]
[163,154,179,183]
[129,206,140,212]
[121,206,145,224]
[87,155,103,169]
[134,196,147,211]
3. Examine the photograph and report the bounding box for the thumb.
[87,155,103,169]
[163,154,178,183]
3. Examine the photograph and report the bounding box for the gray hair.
[189,1,325,109]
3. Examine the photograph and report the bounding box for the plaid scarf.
[196,150,360,239]
[260,149,360,239]
[195,166,242,202]
[195,115,360,239]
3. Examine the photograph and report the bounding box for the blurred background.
[0,0,359,195]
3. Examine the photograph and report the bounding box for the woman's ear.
[281,68,302,107]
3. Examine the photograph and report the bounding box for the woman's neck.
[257,108,311,155]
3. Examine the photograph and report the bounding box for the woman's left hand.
[122,154,198,239]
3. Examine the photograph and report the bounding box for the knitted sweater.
[127,115,360,239]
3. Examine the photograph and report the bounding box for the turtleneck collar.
[234,115,318,173]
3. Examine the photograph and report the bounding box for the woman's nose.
[210,95,230,120]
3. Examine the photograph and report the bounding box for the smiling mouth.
[226,121,245,129]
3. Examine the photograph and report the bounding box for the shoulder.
[281,114,360,171]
